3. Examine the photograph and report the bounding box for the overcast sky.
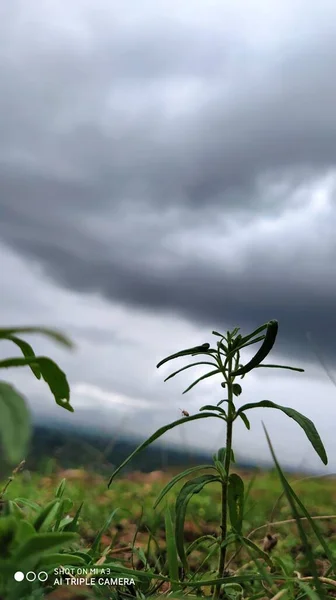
[1,0,336,473]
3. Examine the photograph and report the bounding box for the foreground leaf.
[15,532,78,561]
[0,356,72,412]
[263,424,325,596]
[0,381,31,463]
[4,336,41,379]
[0,326,73,348]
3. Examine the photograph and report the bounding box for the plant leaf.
[237,400,328,465]
[175,474,220,570]
[199,404,227,416]
[228,474,244,535]
[108,412,222,486]
[263,424,325,595]
[0,381,31,464]
[37,553,86,568]
[238,536,274,568]
[0,327,73,348]
[63,502,84,532]
[237,324,268,346]
[4,335,41,379]
[153,464,215,509]
[256,363,304,372]
[164,505,179,589]
[232,320,278,376]
[89,508,119,555]
[0,356,73,412]
[156,344,210,368]
[164,361,218,382]
[232,383,242,397]
[182,369,222,394]
[15,532,78,561]
[33,499,60,532]
[238,412,250,430]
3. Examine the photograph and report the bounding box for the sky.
[1,0,336,474]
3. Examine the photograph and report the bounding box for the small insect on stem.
[179,408,190,417]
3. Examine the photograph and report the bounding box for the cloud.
[1,0,336,471]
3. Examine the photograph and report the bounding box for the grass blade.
[263,423,326,598]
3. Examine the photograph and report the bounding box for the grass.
[2,464,336,598]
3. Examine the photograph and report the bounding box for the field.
[2,464,336,599]
[1,321,336,598]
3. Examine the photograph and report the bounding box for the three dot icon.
[14,571,48,582]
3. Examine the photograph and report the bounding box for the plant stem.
[213,364,234,600]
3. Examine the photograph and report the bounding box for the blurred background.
[1,0,336,476]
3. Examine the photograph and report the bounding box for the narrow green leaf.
[238,400,328,465]
[182,368,222,394]
[217,340,228,353]
[263,424,324,596]
[4,335,41,379]
[237,323,268,346]
[175,474,220,570]
[214,460,227,481]
[186,534,218,557]
[90,508,119,555]
[297,581,322,599]
[63,502,84,532]
[33,499,60,532]
[164,361,218,382]
[156,343,210,368]
[15,498,40,511]
[16,520,36,543]
[0,381,31,464]
[265,425,336,576]
[15,532,78,561]
[55,478,66,499]
[239,536,273,568]
[37,553,86,568]
[215,447,235,464]
[238,412,250,430]
[199,404,227,416]
[54,498,73,531]
[229,334,266,355]
[108,412,221,486]
[228,474,244,535]
[232,320,278,376]
[212,330,226,338]
[164,505,179,590]
[0,516,17,558]
[0,326,73,348]
[153,464,215,509]
[256,363,304,372]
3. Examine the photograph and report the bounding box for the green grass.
[3,466,336,570]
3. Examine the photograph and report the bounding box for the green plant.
[0,326,74,465]
[108,320,329,598]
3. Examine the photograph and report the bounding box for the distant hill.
[19,420,256,476]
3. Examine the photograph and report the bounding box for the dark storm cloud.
[1,1,336,364]
[1,199,335,364]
